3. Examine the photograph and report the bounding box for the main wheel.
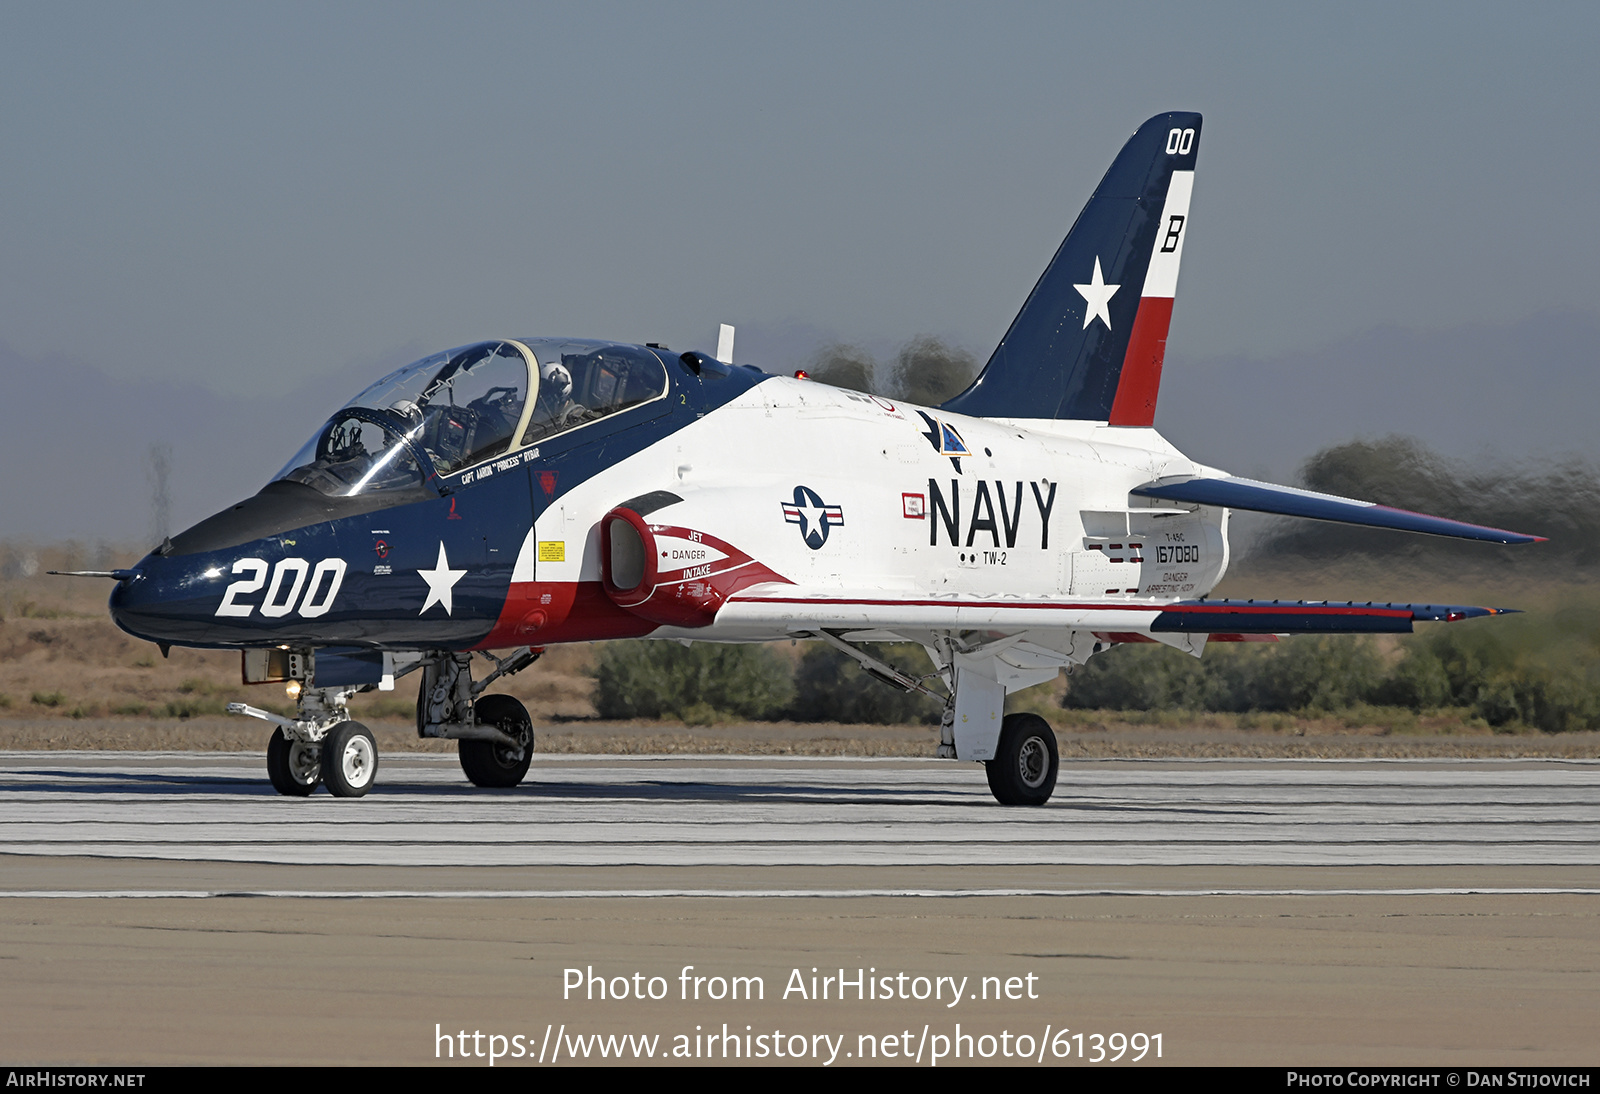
[985,713,1059,806]
[459,694,535,788]
[321,721,378,798]
[266,730,321,796]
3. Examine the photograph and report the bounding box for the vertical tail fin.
[941,112,1200,425]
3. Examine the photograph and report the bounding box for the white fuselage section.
[513,377,1231,642]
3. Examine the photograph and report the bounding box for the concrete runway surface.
[0,751,1596,1066]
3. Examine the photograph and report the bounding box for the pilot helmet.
[389,399,423,426]
[540,361,573,404]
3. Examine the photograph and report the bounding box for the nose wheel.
[234,688,380,798]
[266,730,321,796]
[322,721,379,797]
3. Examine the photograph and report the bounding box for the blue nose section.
[108,553,232,647]
[108,559,172,645]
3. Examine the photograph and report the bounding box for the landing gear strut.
[232,686,374,798]
[416,648,542,788]
[812,630,1068,806]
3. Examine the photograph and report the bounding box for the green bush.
[790,643,942,724]
[1234,636,1388,713]
[592,642,794,721]
[1065,636,1420,715]
[591,640,946,724]
[588,602,1600,733]
[1063,606,1600,733]
[1405,609,1600,732]
[1372,646,1453,709]
[1059,641,1207,711]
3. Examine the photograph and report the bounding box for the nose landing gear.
[232,686,373,797]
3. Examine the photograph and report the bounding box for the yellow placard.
[537,541,565,563]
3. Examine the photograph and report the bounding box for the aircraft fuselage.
[110,365,1229,653]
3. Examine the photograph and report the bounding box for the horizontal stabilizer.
[1152,599,1515,635]
[1130,476,1544,545]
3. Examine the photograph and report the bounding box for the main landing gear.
[230,646,542,797]
[457,693,535,788]
[811,630,1066,806]
[415,650,540,788]
[985,713,1059,806]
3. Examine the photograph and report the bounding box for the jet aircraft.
[90,112,1541,804]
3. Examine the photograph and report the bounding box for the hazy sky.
[4,2,1596,395]
[4,3,1599,543]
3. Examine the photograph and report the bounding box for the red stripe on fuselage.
[1107,295,1174,427]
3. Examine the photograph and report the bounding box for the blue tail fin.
[942,112,1201,425]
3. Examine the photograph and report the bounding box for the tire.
[321,721,379,798]
[415,671,430,737]
[459,694,535,789]
[984,713,1059,806]
[266,730,321,797]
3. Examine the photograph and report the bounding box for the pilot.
[535,359,578,427]
[388,399,424,432]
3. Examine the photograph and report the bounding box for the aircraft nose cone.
[107,563,169,644]
[108,553,226,647]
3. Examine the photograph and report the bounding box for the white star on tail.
[1074,256,1120,330]
[418,542,466,615]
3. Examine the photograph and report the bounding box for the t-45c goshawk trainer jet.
[88,112,1541,803]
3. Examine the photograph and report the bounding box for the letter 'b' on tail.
[942,112,1200,426]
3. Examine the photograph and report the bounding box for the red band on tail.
[1108,296,1173,426]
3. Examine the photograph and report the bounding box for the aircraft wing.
[1130,476,1544,544]
[717,589,1513,636]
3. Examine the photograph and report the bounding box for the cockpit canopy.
[273,339,667,498]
